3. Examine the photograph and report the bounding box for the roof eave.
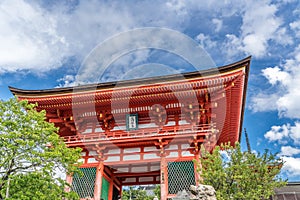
[9,56,251,97]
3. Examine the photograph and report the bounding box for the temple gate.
[10,57,250,200]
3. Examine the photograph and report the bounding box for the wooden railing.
[63,123,217,145]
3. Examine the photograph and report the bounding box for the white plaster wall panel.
[179,120,189,125]
[123,178,136,183]
[105,156,120,162]
[95,127,104,132]
[131,166,148,172]
[112,125,126,131]
[88,151,97,156]
[87,158,97,163]
[107,149,121,154]
[144,146,157,152]
[166,151,178,158]
[150,165,160,171]
[123,154,141,161]
[165,121,175,126]
[144,153,160,159]
[124,148,140,153]
[181,144,190,149]
[139,177,153,182]
[82,128,92,134]
[139,123,157,128]
[166,145,178,150]
[117,167,129,172]
[181,151,194,157]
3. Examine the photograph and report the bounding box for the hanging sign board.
[126,114,138,131]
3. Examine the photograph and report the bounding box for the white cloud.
[278,0,298,3]
[264,122,300,145]
[262,66,291,86]
[290,20,300,37]
[223,34,243,59]
[95,50,151,83]
[56,75,76,88]
[279,146,300,156]
[249,93,279,113]
[273,27,293,45]
[240,1,286,51]
[250,45,300,118]
[0,0,194,76]
[290,123,300,144]
[242,2,280,34]
[274,60,300,119]
[166,0,187,16]
[212,18,223,32]
[277,93,300,119]
[242,34,267,57]
[0,0,68,73]
[195,33,217,49]
[0,0,297,92]
[264,124,290,142]
[218,1,292,59]
[281,156,300,177]
[56,0,135,58]
[0,0,295,77]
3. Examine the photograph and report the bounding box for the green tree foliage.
[0,98,82,199]
[4,172,79,200]
[196,142,286,200]
[153,184,160,200]
[121,186,154,200]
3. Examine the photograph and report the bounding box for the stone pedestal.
[189,185,216,200]
[172,184,217,200]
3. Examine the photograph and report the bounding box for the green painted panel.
[101,177,109,200]
[167,161,196,194]
[71,167,110,199]
[72,167,96,199]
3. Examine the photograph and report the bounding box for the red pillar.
[94,162,104,200]
[64,174,73,192]
[108,176,114,200]
[194,151,201,185]
[119,185,122,198]
[160,153,168,200]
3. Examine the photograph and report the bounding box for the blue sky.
[0,0,300,181]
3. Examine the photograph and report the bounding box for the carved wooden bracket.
[98,111,115,131]
[93,144,106,161]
